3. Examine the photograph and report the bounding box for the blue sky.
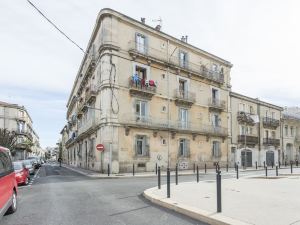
[1,0,300,148]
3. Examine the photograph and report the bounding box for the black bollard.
[133,164,135,176]
[215,164,218,173]
[272,162,274,169]
[236,165,239,179]
[291,163,293,174]
[276,166,278,176]
[167,167,170,198]
[265,166,268,177]
[264,161,266,168]
[108,164,110,176]
[197,165,199,183]
[175,164,178,185]
[158,166,161,189]
[255,161,258,170]
[205,163,207,174]
[216,170,222,213]
[155,163,158,175]
[193,163,195,173]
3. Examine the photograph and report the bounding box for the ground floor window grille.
[135,135,149,156]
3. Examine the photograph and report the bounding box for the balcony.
[78,101,88,113]
[13,129,33,141]
[78,117,99,136]
[238,135,259,145]
[174,89,196,108]
[237,111,255,125]
[208,98,226,112]
[128,41,224,84]
[120,114,228,138]
[129,78,157,99]
[85,85,98,104]
[263,138,280,146]
[262,117,280,129]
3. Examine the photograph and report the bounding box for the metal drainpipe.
[258,102,261,166]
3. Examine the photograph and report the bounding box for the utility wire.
[26,0,86,54]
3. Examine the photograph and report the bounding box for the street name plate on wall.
[178,161,188,170]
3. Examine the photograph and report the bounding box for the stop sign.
[96,144,104,151]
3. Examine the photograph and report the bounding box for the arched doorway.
[266,151,274,166]
[241,149,252,167]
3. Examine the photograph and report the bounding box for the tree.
[0,128,18,155]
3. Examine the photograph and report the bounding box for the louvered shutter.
[186,139,190,158]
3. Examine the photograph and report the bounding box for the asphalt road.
[1,164,270,225]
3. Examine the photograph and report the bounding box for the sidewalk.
[62,163,290,178]
[144,168,300,225]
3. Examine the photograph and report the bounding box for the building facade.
[0,101,40,160]
[230,92,283,167]
[282,107,300,163]
[63,8,233,173]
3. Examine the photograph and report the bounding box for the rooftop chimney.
[155,25,161,31]
[181,36,186,42]
[141,18,146,24]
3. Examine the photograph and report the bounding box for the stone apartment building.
[0,101,40,160]
[229,92,283,167]
[282,107,300,163]
[62,8,233,173]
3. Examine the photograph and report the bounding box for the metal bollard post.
[226,164,228,172]
[276,166,278,176]
[175,164,178,185]
[264,161,266,168]
[255,161,258,170]
[108,164,110,176]
[167,167,170,198]
[291,163,293,174]
[193,163,195,173]
[158,166,161,189]
[234,162,237,171]
[133,164,135,176]
[272,162,274,169]
[236,165,239,179]
[197,165,199,183]
[155,163,158,175]
[205,163,207,174]
[216,170,222,213]
[265,166,268,177]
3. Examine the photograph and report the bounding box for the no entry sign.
[96,144,104,151]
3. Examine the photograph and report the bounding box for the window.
[135,100,147,120]
[212,141,221,158]
[179,51,188,68]
[0,151,12,177]
[265,130,269,139]
[178,79,187,98]
[249,106,254,114]
[249,127,253,135]
[212,88,219,102]
[178,139,190,157]
[179,108,188,128]
[285,126,288,136]
[271,131,276,139]
[212,64,218,72]
[161,138,167,145]
[162,106,167,113]
[135,66,147,80]
[212,113,220,127]
[136,33,146,53]
[239,103,245,112]
[291,127,294,136]
[271,112,275,119]
[135,135,149,156]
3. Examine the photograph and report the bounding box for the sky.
[0,0,299,148]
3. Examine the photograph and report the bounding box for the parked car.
[27,156,41,169]
[0,146,18,219]
[22,160,35,175]
[13,162,30,186]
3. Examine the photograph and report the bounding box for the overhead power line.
[26,0,86,54]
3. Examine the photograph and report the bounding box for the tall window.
[249,106,254,114]
[212,114,220,127]
[179,139,189,157]
[179,51,188,68]
[271,112,275,119]
[285,126,288,136]
[239,103,246,112]
[135,66,147,80]
[179,108,188,128]
[291,127,294,136]
[271,131,276,139]
[135,135,149,156]
[135,100,147,120]
[136,33,146,53]
[178,79,187,98]
[212,141,221,158]
[212,88,219,102]
[265,130,269,139]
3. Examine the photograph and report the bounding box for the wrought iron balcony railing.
[263,138,280,146]
[208,98,226,111]
[129,77,157,99]
[174,89,196,107]
[85,85,98,103]
[238,135,259,145]
[120,114,228,137]
[128,41,224,84]
[262,117,280,129]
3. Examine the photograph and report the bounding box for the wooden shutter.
[186,139,190,157]
[145,136,150,156]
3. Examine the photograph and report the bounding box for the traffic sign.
[96,144,104,151]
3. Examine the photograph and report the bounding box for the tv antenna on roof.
[152,17,162,30]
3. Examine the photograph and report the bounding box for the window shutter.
[217,142,221,157]
[186,139,190,157]
[178,139,181,157]
[185,52,189,69]
[134,135,137,156]
[145,136,150,156]
[144,36,148,54]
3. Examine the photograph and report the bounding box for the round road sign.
[96,144,105,151]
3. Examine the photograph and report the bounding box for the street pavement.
[1,163,277,225]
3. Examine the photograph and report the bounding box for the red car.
[13,161,30,185]
[0,146,18,219]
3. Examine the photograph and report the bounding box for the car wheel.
[6,191,17,214]
[24,177,29,185]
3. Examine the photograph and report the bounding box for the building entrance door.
[241,150,252,167]
[266,151,274,166]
